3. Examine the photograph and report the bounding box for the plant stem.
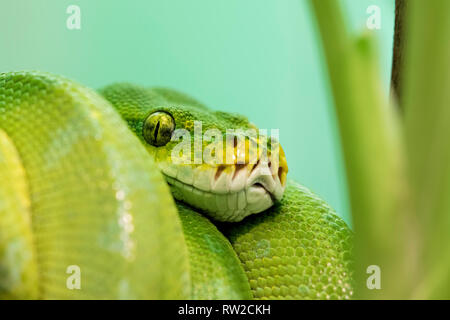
[403,0,450,299]
[391,0,407,107]
[309,0,411,298]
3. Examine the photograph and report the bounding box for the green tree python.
[0,71,352,300]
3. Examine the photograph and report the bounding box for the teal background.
[0,0,395,224]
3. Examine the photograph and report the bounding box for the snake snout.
[244,153,287,214]
[162,140,288,222]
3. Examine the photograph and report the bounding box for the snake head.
[101,84,288,222]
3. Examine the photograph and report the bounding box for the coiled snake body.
[0,71,352,300]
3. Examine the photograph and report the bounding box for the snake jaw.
[160,147,288,222]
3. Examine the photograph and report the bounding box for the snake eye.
[143,111,175,146]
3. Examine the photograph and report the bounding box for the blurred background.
[0,0,395,224]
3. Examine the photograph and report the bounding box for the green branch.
[403,0,450,299]
[391,0,407,106]
[309,0,411,299]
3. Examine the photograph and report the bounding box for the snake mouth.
[159,146,288,222]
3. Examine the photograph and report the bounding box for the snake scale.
[0,71,352,300]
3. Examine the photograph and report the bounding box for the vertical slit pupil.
[154,120,160,142]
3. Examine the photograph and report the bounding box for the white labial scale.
[192,165,214,192]
[254,196,272,213]
[235,210,246,222]
[229,165,248,193]
[177,165,194,185]
[202,192,217,212]
[181,183,194,203]
[212,166,234,194]
[174,179,188,202]
[246,186,273,214]
[159,161,178,179]
[237,190,246,210]
[190,188,204,209]
[227,192,237,211]
[215,194,228,213]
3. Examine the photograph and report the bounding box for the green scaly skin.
[0,71,353,300]
[177,203,252,299]
[99,83,254,299]
[0,71,189,299]
[222,180,353,299]
[99,83,289,223]
[100,83,353,300]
